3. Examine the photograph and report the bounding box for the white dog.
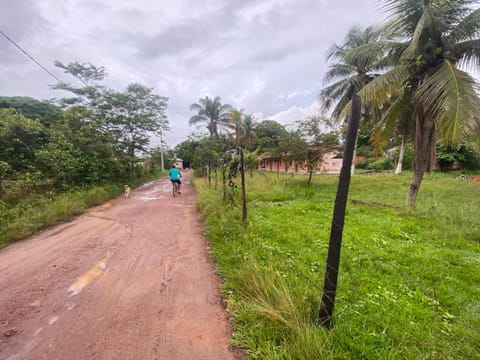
[124,185,131,198]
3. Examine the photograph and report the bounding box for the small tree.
[53,62,169,177]
[254,120,288,153]
[297,116,341,184]
[278,130,308,174]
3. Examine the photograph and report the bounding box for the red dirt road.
[0,172,242,360]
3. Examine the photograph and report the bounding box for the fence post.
[317,95,361,328]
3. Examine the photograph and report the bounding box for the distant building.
[175,158,184,169]
[258,152,344,174]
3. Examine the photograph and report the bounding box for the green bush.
[356,157,393,171]
[355,158,376,169]
[436,141,480,171]
[371,157,393,170]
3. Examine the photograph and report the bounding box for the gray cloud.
[126,22,221,58]
[0,0,43,41]
[0,0,46,65]
[1,0,384,145]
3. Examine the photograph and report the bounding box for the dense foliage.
[0,62,169,206]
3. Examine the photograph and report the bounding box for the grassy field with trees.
[194,171,480,359]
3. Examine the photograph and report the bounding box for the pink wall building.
[258,152,344,174]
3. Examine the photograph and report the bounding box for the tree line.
[182,103,341,181]
[0,62,169,203]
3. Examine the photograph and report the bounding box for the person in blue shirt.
[169,164,182,194]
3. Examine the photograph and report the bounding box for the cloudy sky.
[0,0,385,147]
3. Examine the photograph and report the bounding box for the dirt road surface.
[0,172,243,360]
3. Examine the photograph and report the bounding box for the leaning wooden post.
[240,148,247,222]
[208,163,211,187]
[222,158,227,200]
[317,95,361,328]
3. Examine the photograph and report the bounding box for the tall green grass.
[195,171,480,359]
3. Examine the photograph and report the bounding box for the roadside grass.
[194,171,480,359]
[0,171,167,248]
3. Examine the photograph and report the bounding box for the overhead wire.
[0,28,62,83]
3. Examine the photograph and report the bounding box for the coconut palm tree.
[189,96,232,137]
[359,0,480,205]
[321,25,393,175]
[320,25,388,121]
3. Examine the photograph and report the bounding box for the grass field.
[194,171,480,359]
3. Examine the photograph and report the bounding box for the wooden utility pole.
[317,95,361,328]
[240,148,247,222]
[159,129,165,172]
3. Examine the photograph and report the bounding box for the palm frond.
[400,7,426,61]
[320,78,353,104]
[189,114,207,125]
[343,42,388,70]
[454,39,480,69]
[323,64,357,84]
[469,113,480,151]
[220,104,232,113]
[326,44,345,62]
[198,97,209,108]
[336,66,410,123]
[378,0,425,37]
[321,78,356,120]
[371,89,413,150]
[447,7,480,43]
[190,103,203,112]
[331,86,357,122]
[357,65,411,110]
[416,59,480,144]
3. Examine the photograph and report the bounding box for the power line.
[0,28,62,83]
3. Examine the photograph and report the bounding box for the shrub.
[356,158,393,171]
[355,158,376,169]
[371,157,393,170]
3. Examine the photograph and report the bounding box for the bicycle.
[172,181,179,197]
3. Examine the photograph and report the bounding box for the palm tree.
[238,114,258,151]
[359,0,480,205]
[228,108,243,148]
[227,109,258,151]
[321,25,392,176]
[369,92,413,175]
[320,25,388,121]
[189,96,232,137]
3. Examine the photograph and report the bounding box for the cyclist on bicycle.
[169,164,182,194]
